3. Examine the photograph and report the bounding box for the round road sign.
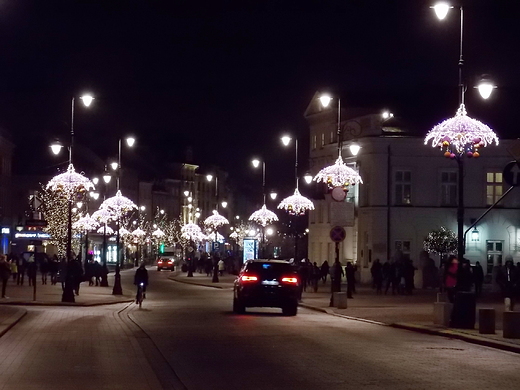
[330,226,346,242]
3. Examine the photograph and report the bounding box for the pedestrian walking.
[473,261,484,297]
[218,259,225,276]
[0,255,11,298]
[205,257,212,277]
[49,255,59,285]
[403,259,416,295]
[27,254,37,287]
[458,260,474,292]
[371,258,383,294]
[497,260,517,310]
[320,261,330,284]
[311,262,320,292]
[16,255,26,285]
[59,258,68,291]
[93,260,102,286]
[85,258,95,286]
[444,255,459,303]
[9,257,18,282]
[345,262,355,298]
[40,255,49,285]
[69,259,84,296]
[384,260,399,295]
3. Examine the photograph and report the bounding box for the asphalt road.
[127,270,520,390]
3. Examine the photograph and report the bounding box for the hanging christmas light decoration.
[132,227,146,237]
[204,210,229,229]
[119,227,131,237]
[229,231,239,240]
[100,190,137,215]
[152,228,165,239]
[46,164,95,194]
[424,103,498,158]
[91,208,114,224]
[72,213,99,232]
[97,225,114,235]
[277,188,314,216]
[313,156,363,190]
[181,223,203,241]
[249,204,279,227]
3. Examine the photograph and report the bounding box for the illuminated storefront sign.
[14,232,51,239]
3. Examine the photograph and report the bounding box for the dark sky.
[0,0,519,196]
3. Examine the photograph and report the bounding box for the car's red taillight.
[281,277,298,284]
[240,275,258,282]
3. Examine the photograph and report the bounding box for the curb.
[0,298,134,307]
[0,307,27,338]
[168,275,232,290]
[299,302,520,354]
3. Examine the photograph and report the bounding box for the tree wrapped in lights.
[38,184,81,257]
[423,226,458,258]
[424,103,499,158]
[313,156,363,190]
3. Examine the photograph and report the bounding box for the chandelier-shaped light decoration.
[277,188,314,216]
[72,213,99,232]
[100,190,137,217]
[91,208,115,224]
[206,229,224,242]
[152,228,165,239]
[46,164,95,194]
[249,204,279,227]
[181,223,203,241]
[229,231,239,240]
[132,227,146,237]
[424,103,499,158]
[97,225,114,235]
[204,210,229,229]
[313,156,363,190]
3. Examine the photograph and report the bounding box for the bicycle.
[136,282,145,308]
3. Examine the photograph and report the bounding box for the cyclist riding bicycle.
[134,262,149,304]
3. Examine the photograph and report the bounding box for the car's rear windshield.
[245,262,296,276]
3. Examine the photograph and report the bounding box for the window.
[394,170,411,205]
[395,240,411,261]
[486,172,503,205]
[320,133,325,148]
[312,135,317,150]
[310,209,315,224]
[318,203,323,223]
[330,131,336,144]
[441,171,457,206]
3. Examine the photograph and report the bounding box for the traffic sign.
[503,161,520,187]
[329,226,346,242]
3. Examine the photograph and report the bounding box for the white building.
[305,92,520,283]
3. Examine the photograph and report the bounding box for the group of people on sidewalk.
[0,252,110,299]
[370,258,417,296]
[294,259,357,298]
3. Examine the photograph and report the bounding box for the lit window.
[440,171,457,206]
[312,135,317,150]
[486,172,503,205]
[321,133,325,147]
[395,170,412,205]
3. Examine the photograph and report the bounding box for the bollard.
[503,311,520,339]
[450,291,476,329]
[333,292,348,309]
[433,302,452,326]
[478,308,495,334]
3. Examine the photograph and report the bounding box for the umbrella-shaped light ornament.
[181,223,202,241]
[91,208,115,224]
[97,225,114,235]
[424,103,499,158]
[152,228,165,239]
[249,204,279,227]
[204,210,229,229]
[205,230,224,242]
[277,188,314,216]
[229,231,239,240]
[100,190,137,216]
[118,227,131,237]
[313,156,363,190]
[72,213,99,232]
[46,164,95,194]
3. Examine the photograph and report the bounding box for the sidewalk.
[170,271,520,353]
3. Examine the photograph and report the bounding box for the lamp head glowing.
[206,174,213,182]
[281,136,292,146]
[432,2,451,20]
[303,172,313,184]
[80,94,94,107]
[92,177,99,185]
[477,77,496,100]
[184,190,189,197]
[103,173,111,184]
[252,159,260,168]
[266,227,274,236]
[50,141,63,155]
[319,94,332,108]
[221,201,228,208]
[126,137,136,147]
[349,143,361,156]
[270,191,277,200]
[110,162,118,171]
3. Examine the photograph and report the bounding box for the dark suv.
[233,260,299,316]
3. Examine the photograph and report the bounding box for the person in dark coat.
[16,255,26,286]
[311,262,320,292]
[457,260,474,292]
[320,261,330,284]
[49,255,59,285]
[27,254,37,287]
[473,261,484,297]
[68,259,84,296]
[345,262,356,298]
[93,261,102,286]
[39,255,49,285]
[134,262,149,302]
[59,258,68,291]
[371,259,383,294]
[497,260,517,310]
[85,259,95,286]
[0,255,11,298]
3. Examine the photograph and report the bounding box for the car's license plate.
[262,280,279,286]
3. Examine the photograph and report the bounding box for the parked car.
[233,260,299,316]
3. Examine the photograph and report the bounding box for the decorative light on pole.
[101,190,137,295]
[46,164,94,303]
[249,204,278,227]
[204,210,229,282]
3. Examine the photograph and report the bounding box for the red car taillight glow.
[240,275,258,282]
[281,277,298,284]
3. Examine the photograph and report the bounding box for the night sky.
[0,0,519,197]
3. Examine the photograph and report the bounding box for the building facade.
[305,93,520,283]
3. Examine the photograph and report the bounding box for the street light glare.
[80,94,94,107]
[103,173,112,184]
[266,227,274,236]
[304,172,313,184]
[432,2,451,20]
[92,177,99,185]
[252,159,260,168]
[221,201,228,208]
[269,192,277,200]
[281,136,292,146]
[206,174,213,182]
[50,142,63,155]
[477,81,495,100]
[319,94,332,108]
[126,137,136,147]
[110,162,118,171]
[349,143,361,156]
[184,190,189,197]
